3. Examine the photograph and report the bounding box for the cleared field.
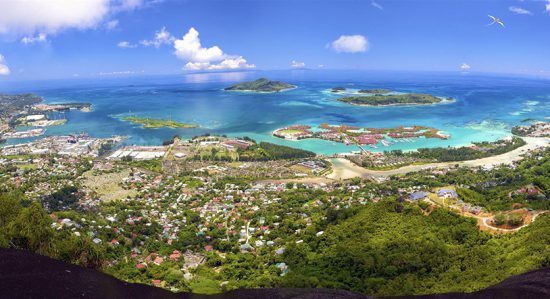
[82,168,137,201]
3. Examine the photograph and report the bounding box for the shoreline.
[339,97,455,107]
[326,137,549,180]
[222,86,297,93]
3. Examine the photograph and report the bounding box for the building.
[410,191,429,201]
[437,189,458,199]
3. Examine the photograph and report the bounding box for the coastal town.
[1,89,550,295]
[273,123,449,148]
[1,114,549,293]
[0,93,91,142]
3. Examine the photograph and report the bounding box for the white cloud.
[546,0,550,12]
[117,41,137,48]
[140,27,175,48]
[21,33,48,44]
[0,0,147,36]
[106,19,119,30]
[460,63,471,71]
[330,35,369,53]
[291,60,306,68]
[509,6,532,15]
[0,54,10,75]
[174,27,255,71]
[371,1,383,10]
[114,0,143,11]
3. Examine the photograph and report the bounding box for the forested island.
[121,116,199,129]
[224,78,296,93]
[338,93,449,106]
[358,88,391,94]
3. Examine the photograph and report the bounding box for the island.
[224,78,296,93]
[358,88,391,94]
[273,123,449,148]
[121,116,199,129]
[331,87,346,93]
[338,93,449,106]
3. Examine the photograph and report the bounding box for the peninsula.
[224,78,296,92]
[338,93,448,106]
[121,116,198,129]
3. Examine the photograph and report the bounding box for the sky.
[0,0,549,81]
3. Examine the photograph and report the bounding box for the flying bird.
[488,15,505,27]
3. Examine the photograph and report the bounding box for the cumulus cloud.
[140,27,175,48]
[547,0,550,12]
[0,0,148,36]
[371,1,383,10]
[291,60,306,68]
[21,33,48,44]
[0,54,10,75]
[330,35,369,53]
[174,27,255,71]
[509,6,532,15]
[117,41,137,48]
[460,63,471,71]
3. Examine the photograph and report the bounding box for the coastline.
[326,136,549,180]
[223,86,297,93]
[338,97,455,107]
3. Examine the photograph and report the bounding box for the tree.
[8,202,53,254]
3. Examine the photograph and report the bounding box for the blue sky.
[0,0,549,81]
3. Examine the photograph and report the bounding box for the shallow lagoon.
[2,70,548,155]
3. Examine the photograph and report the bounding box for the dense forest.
[281,201,550,296]
[1,189,548,296]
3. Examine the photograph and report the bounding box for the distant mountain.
[224,78,296,92]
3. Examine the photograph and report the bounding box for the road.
[327,137,549,180]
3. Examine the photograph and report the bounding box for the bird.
[488,15,505,27]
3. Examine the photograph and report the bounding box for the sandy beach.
[327,137,550,180]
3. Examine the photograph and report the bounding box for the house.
[410,191,428,201]
[437,189,458,199]
[470,206,483,215]
[169,250,181,261]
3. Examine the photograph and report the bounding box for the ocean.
[2,70,549,155]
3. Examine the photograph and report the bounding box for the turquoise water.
[2,71,549,155]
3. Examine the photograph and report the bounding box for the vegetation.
[338,93,446,106]
[387,137,526,163]
[194,141,316,162]
[0,93,42,116]
[235,141,315,161]
[224,78,295,92]
[121,116,198,129]
[0,191,105,268]
[126,158,163,173]
[281,201,550,296]
[358,89,391,94]
[331,87,346,92]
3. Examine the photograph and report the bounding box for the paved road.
[327,137,549,180]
